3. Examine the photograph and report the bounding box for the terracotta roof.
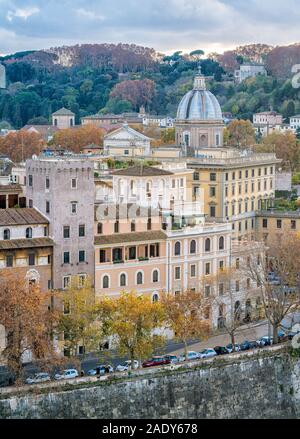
[94,230,167,246]
[113,166,173,177]
[0,208,49,226]
[0,237,54,251]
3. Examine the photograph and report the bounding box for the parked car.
[180,351,200,362]
[87,365,114,376]
[142,357,171,368]
[277,330,288,342]
[198,349,217,359]
[214,346,229,356]
[163,355,179,364]
[225,344,241,353]
[239,340,253,351]
[257,336,273,347]
[25,373,51,385]
[116,361,139,372]
[54,369,79,380]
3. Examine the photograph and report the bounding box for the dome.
[176,75,222,121]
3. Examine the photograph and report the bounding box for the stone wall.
[1,347,300,419]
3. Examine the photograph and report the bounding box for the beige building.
[103,124,151,157]
[256,210,300,247]
[52,108,75,129]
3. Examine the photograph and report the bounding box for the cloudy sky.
[0,0,300,55]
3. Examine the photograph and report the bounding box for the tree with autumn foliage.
[110,79,156,111]
[52,125,105,153]
[56,277,110,358]
[0,273,58,382]
[224,120,256,148]
[162,290,210,359]
[244,233,300,344]
[0,130,44,162]
[105,292,165,367]
[255,131,300,171]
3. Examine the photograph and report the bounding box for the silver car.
[26,373,51,385]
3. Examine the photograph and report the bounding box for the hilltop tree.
[162,290,210,359]
[0,273,57,382]
[110,79,156,110]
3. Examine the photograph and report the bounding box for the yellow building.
[256,210,300,246]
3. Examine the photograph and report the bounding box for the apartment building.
[256,210,300,248]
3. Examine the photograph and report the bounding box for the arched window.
[219,236,224,250]
[3,229,10,240]
[97,223,103,234]
[54,118,58,126]
[26,227,32,239]
[120,273,127,287]
[102,275,109,289]
[174,242,181,256]
[152,270,159,283]
[205,238,211,252]
[152,294,159,303]
[190,240,196,254]
[137,272,143,285]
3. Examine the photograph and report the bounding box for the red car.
[142,356,171,368]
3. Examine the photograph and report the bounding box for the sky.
[0,0,300,55]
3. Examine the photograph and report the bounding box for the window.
[205,238,211,252]
[219,260,224,271]
[205,263,211,275]
[47,255,51,264]
[71,178,77,189]
[79,250,85,263]
[63,226,70,239]
[174,242,181,256]
[191,265,196,278]
[194,172,200,181]
[216,133,220,146]
[63,276,71,289]
[277,220,282,229]
[210,186,216,197]
[129,246,136,260]
[219,283,224,296]
[291,220,296,230]
[247,278,251,290]
[175,267,181,280]
[152,294,159,303]
[114,221,119,233]
[48,280,52,290]
[99,249,106,263]
[6,255,13,268]
[45,177,50,189]
[252,169,255,178]
[232,172,236,180]
[28,254,35,266]
[152,270,159,283]
[258,168,262,177]
[79,225,85,237]
[3,229,10,240]
[263,219,268,228]
[44,226,48,237]
[236,258,240,269]
[29,199,33,208]
[28,175,33,187]
[225,186,228,197]
[210,206,216,218]
[26,227,32,239]
[103,275,109,289]
[210,173,217,182]
[124,150,129,155]
[219,236,225,250]
[180,178,184,188]
[225,173,229,181]
[97,223,103,234]
[239,171,242,180]
[78,274,86,288]
[236,280,240,292]
[46,201,50,214]
[190,240,196,254]
[205,285,211,298]
[120,273,127,287]
[131,221,136,232]
[71,202,77,214]
[63,252,70,264]
[137,272,143,285]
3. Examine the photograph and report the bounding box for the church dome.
[176,74,222,121]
